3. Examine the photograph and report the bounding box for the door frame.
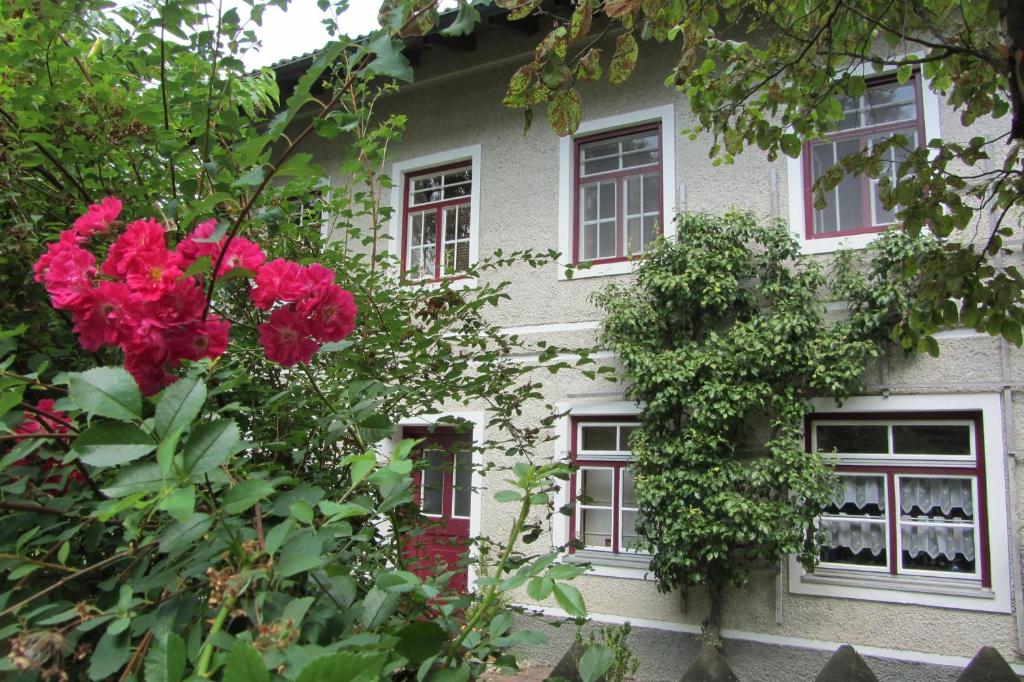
[381,411,485,589]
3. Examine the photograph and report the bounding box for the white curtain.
[821,519,886,556]
[900,524,976,561]
[899,477,974,516]
[833,475,886,511]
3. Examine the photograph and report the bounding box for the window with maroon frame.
[570,419,644,554]
[402,163,472,280]
[809,413,989,586]
[574,125,663,264]
[804,73,925,239]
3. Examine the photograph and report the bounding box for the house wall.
[312,24,1024,675]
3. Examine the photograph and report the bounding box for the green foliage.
[574,622,639,682]
[504,1,1024,348]
[0,1,596,679]
[595,212,879,594]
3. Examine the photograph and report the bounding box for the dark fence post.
[956,646,1020,681]
[814,644,878,682]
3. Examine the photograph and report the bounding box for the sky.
[234,0,381,69]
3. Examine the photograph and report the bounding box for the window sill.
[565,549,654,580]
[399,276,477,292]
[789,559,1009,612]
[798,231,883,255]
[560,260,637,281]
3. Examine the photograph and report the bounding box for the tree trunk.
[701,577,725,650]
[1003,0,1024,140]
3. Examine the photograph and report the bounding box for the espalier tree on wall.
[497,0,1024,352]
[594,211,890,651]
[0,1,621,680]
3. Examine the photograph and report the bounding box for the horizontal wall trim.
[516,604,1024,673]
[499,320,602,336]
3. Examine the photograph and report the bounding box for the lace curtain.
[821,519,886,556]
[832,475,885,511]
[899,477,974,516]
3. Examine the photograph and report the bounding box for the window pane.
[622,150,658,168]
[643,173,660,213]
[410,213,423,246]
[619,426,636,451]
[599,221,616,259]
[621,132,658,156]
[582,223,598,260]
[444,183,470,199]
[582,183,599,221]
[421,450,445,515]
[444,206,457,241]
[444,169,471,184]
[420,246,435,277]
[580,468,614,506]
[413,175,441,192]
[815,424,888,454]
[820,474,887,568]
[599,181,616,219]
[834,138,864,231]
[453,449,472,518]
[893,424,972,456]
[621,510,640,551]
[621,468,636,507]
[584,157,619,175]
[413,189,442,205]
[421,211,437,245]
[456,205,470,239]
[626,176,641,215]
[582,139,620,161]
[444,243,457,272]
[626,217,642,254]
[580,508,613,549]
[811,142,838,234]
[642,215,658,252]
[581,426,617,451]
[865,81,917,126]
[899,477,974,519]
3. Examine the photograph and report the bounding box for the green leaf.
[0,383,25,420]
[345,452,376,486]
[88,630,130,680]
[897,63,912,84]
[223,479,275,514]
[158,486,195,523]
[158,513,212,553]
[366,34,413,83]
[360,586,400,628]
[276,531,323,577]
[222,641,269,682]
[69,367,142,422]
[318,501,370,521]
[143,632,186,682]
[233,166,265,188]
[547,88,582,136]
[294,652,388,682]
[395,622,447,666]
[155,377,207,439]
[527,576,553,600]
[265,518,294,557]
[73,422,156,467]
[494,490,521,503]
[156,427,183,479]
[289,499,315,524]
[780,133,802,159]
[578,645,614,682]
[183,419,246,475]
[101,463,163,498]
[551,582,586,617]
[440,0,481,37]
[181,255,212,279]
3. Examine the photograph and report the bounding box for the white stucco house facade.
[276,9,1024,681]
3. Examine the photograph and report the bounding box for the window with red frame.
[402,163,472,280]
[805,73,925,239]
[570,420,644,554]
[574,125,663,264]
[809,413,989,586]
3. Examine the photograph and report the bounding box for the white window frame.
[388,145,481,289]
[786,66,941,255]
[789,393,1012,613]
[558,106,676,280]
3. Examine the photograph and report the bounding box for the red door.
[405,428,473,593]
